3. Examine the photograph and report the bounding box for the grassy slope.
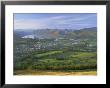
[14,70,97,75]
[14,51,97,75]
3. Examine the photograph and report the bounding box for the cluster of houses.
[15,37,96,57]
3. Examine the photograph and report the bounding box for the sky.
[14,13,97,30]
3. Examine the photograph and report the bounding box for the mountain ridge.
[14,27,97,40]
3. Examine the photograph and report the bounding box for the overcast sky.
[14,13,97,30]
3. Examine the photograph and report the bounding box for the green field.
[14,50,97,75]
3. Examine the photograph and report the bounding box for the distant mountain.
[14,29,34,37]
[67,27,97,39]
[14,27,97,40]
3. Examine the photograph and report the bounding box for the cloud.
[48,15,68,20]
[14,19,48,29]
[14,15,69,29]
[14,14,96,30]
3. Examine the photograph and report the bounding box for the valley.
[14,27,97,75]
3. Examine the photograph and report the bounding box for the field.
[14,70,97,75]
